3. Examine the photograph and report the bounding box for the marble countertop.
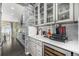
[28,35,79,54]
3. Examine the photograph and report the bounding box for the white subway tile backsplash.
[38,23,78,41]
[64,23,78,41]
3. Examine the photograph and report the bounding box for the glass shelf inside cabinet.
[47,3,53,9]
[40,3,44,8]
[58,3,70,20]
[47,3,53,23]
[40,19,44,24]
[35,7,38,11]
[40,13,44,24]
[58,11,69,20]
[35,20,38,25]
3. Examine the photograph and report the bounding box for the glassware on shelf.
[35,16,38,19]
[50,17,53,22]
[65,4,69,10]
[40,6,44,15]
[35,6,38,25]
[47,17,49,23]
[40,3,44,13]
[35,21,38,25]
[58,3,69,12]
[47,3,53,9]
[58,3,69,13]
[47,9,53,13]
[41,19,44,24]
[35,11,38,14]
[58,12,69,20]
[35,7,38,15]
[35,7,38,10]
[47,3,53,23]
[58,3,70,20]
[47,16,53,23]
[40,8,44,13]
[40,3,44,8]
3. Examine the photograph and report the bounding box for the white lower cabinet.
[28,37,42,56]
[30,42,36,56]
[27,37,79,56]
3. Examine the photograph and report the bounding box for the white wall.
[63,23,78,41]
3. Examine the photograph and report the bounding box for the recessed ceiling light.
[1,9,3,12]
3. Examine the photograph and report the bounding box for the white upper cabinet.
[25,4,34,25]
[46,3,56,23]
[40,3,44,24]
[56,3,74,23]
[34,3,79,26]
[34,3,56,26]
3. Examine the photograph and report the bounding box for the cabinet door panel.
[34,5,39,25]
[56,3,74,23]
[46,3,56,23]
[31,42,37,56]
[27,40,31,54]
[36,45,42,56]
[28,37,43,56]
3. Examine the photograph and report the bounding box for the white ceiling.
[17,3,35,7]
[1,3,25,22]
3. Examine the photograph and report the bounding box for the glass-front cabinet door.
[56,3,74,23]
[40,3,44,24]
[46,3,55,23]
[34,6,38,25]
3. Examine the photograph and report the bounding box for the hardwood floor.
[2,38,26,56]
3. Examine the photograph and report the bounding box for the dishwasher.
[43,43,71,56]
